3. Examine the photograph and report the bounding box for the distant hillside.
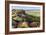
[25,11,40,17]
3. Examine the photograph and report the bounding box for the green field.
[25,11,40,17]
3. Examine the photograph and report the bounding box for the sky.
[12,6,40,11]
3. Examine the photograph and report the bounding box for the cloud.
[12,6,40,10]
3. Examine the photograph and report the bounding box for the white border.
[9,4,43,32]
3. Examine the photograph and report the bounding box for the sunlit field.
[26,11,40,17]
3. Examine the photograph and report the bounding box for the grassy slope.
[25,11,40,17]
[26,14,40,22]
